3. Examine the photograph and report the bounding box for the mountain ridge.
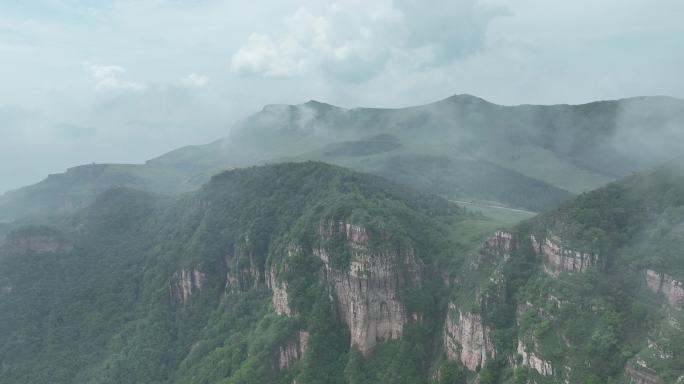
[2,94,684,220]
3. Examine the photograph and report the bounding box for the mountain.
[0,162,472,384]
[3,95,684,220]
[442,158,684,383]
[2,160,684,383]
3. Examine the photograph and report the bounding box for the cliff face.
[278,331,310,369]
[531,235,598,276]
[645,269,684,307]
[485,230,514,255]
[314,220,421,354]
[169,269,206,303]
[5,234,73,254]
[269,264,292,316]
[443,304,496,371]
[224,244,262,293]
[516,340,553,376]
[625,359,661,384]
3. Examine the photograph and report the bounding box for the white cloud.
[230,33,306,77]
[180,73,210,87]
[1,0,684,194]
[84,63,146,91]
[228,1,501,81]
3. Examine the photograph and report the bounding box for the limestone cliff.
[485,230,514,255]
[625,359,661,384]
[443,304,496,371]
[645,269,684,307]
[314,220,421,354]
[516,340,553,376]
[169,269,206,303]
[531,235,598,276]
[269,264,292,316]
[224,241,263,293]
[4,228,73,254]
[278,331,310,369]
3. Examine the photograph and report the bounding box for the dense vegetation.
[452,159,684,383]
[0,162,469,384]
[2,158,684,383]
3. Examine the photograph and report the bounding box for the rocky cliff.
[3,226,73,254]
[531,234,598,276]
[278,331,310,369]
[485,230,514,255]
[169,269,206,303]
[625,359,661,384]
[269,264,292,316]
[443,304,496,371]
[224,244,263,293]
[516,340,554,376]
[646,269,684,307]
[313,220,421,354]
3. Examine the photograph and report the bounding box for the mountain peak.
[441,93,495,105]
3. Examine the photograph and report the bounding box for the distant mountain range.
[2,94,683,219]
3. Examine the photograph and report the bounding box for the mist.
[2,0,684,193]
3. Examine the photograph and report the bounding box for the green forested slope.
[443,159,684,383]
[0,162,468,384]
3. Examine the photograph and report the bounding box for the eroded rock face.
[269,265,292,316]
[531,235,597,276]
[645,269,684,307]
[5,235,73,254]
[224,245,262,293]
[486,231,514,255]
[169,269,206,303]
[278,331,309,369]
[268,243,304,316]
[517,340,553,376]
[315,221,420,354]
[443,304,496,371]
[625,359,660,384]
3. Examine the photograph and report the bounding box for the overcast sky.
[1,0,683,193]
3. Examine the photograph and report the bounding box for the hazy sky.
[1,0,683,193]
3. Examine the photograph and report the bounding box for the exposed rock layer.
[625,360,660,384]
[531,235,597,276]
[517,340,553,376]
[486,230,514,255]
[443,305,496,371]
[645,269,684,307]
[315,221,420,354]
[278,331,309,369]
[5,235,73,254]
[169,269,206,303]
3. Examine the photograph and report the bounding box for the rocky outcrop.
[278,331,309,369]
[268,243,305,316]
[531,235,598,276]
[443,304,496,371]
[269,265,292,316]
[315,220,421,354]
[517,340,553,376]
[486,230,514,255]
[4,227,73,255]
[169,269,206,303]
[645,269,684,307]
[625,359,660,384]
[224,245,262,293]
